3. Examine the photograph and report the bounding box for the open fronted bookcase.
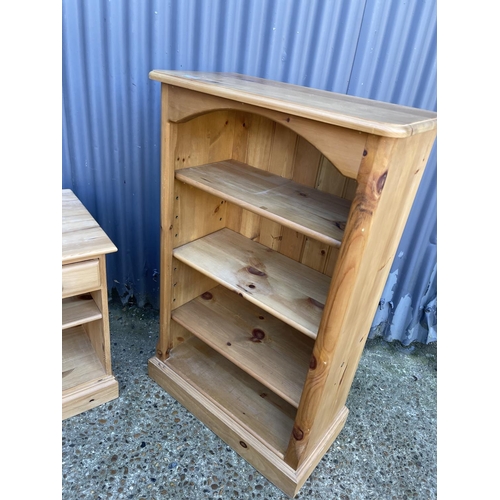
[147,71,437,497]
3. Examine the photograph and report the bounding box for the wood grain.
[62,190,117,264]
[157,84,178,360]
[170,258,218,311]
[176,160,351,247]
[62,296,102,329]
[285,130,437,469]
[62,259,100,298]
[62,375,119,420]
[173,180,227,247]
[172,110,235,170]
[167,87,367,179]
[172,285,314,407]
[151,336,297,457]
[62,325,106,390]
[149,71,437,494]
[62,191,118,419]
[173,228,331,338]
[150,70,437,138]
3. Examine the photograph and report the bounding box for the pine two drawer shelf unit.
[62,189,118,420]
[147,71,437,497]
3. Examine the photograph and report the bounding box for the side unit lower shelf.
[62,295,103,329]
[61,295,119,419]
[62,324,108,391]
[62,295,106,391]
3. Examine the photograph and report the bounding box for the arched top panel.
[164,84,367,179]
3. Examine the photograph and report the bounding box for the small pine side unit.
[147,71,437,497]
[62,189,118,419]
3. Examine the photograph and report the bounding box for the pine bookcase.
[147,71,437,497]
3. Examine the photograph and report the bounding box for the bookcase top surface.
[149,70,436,138]
[62,189,117,263]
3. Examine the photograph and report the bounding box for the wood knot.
[201,292,213,300]
[250,328,265,342]
[309,355,317,370]
[247,266,266,277]
[377,171,388,194]
[292,426,304,441]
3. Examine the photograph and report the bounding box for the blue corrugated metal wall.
[62,0,437,344]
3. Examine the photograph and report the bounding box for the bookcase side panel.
[172,110,235,171]
[317,130,438,423]
[173,181,227,247]
[156,84,178,360]
[285,130,436,468]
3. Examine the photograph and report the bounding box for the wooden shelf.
[176,160,351,246]
[172,285,313,408]
[62,295,103,330]
[62,325,106,391]
[150,335,297,457]
[173,228,331,339]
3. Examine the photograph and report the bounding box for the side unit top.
[149,70,437,138]
[62,189,117,265]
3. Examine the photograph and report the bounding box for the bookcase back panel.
[224,204,340,276]
[170,108,358,277]
[221,111,355,275]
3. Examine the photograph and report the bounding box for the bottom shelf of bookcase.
[148,336,349,497]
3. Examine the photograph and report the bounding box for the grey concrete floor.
[62,300,437,499]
